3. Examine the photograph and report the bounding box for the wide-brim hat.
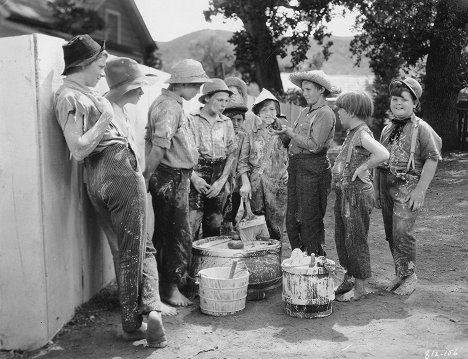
[105,57,157,101]
[167,59,211,84]
[289,70,340,94]
[224,76,248,104]
[224,101,248,114]
[199,78,234,104]
[252,89,280,114]
[62,34,105,75]
[389,77,422,100]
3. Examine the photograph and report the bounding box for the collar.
[191,107,229,123]
[161,88,183,105]
[307,98,327,113]
[63,78,98,95]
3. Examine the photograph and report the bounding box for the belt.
[157,163,192,175]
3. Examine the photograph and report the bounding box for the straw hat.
[252,89,279,114]
[62,34,105,75]
[224,76,248,104]
[105,57,157,101]
[198,78,234,104]
[289,70,339,93]
[167,59,210,84]
[389,77,422,100]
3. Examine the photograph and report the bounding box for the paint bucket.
[281,261,335,319]
[191,236,282,300]
[197,266,250,316]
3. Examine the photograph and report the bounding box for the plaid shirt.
[188,109,237,160]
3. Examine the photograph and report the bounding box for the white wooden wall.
[0,34,170,351]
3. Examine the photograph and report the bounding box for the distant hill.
[157,29,371,76]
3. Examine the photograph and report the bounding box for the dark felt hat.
[62,34,106,75]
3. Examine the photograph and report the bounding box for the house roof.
[0,0,154,45]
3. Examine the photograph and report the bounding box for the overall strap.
[406,117,420,172]
[345,123,367,165]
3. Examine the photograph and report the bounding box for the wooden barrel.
[282,262,335,319]
[191,236,282,301]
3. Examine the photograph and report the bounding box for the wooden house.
[0,0,155,64]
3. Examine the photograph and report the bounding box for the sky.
[134,0,357,42]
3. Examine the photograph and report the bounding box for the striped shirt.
[188,109,237,160]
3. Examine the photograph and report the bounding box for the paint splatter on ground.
[10,152,468,359]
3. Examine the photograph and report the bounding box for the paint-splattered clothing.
[55,81,162,333]
[188,110,237,240]
[378,115,442,277]
[332,124,374,279]
[238,117,288,239]
[145,89,198,169]
[54,79,130,155]
[286,101,335,255]
[146,90,197,285]
[149,164,192,285]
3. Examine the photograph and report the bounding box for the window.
[105,9,121,44]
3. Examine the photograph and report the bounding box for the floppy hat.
[167,59,210,84]
[252,89,279,114]
[289,70,339,93]
[389,77,422,100]
[198,78,234,104]
[105,57,157,101]
[62,34,106,75]
[224,76,248,104]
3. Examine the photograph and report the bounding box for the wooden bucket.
[281,261,335,319]
[198,267,249,316]
[191,236,282,301]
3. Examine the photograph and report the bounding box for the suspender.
[345,124,367,165]
[406,117,420,172]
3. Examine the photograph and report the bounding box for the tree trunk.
[243,15,283,93]
[422,0,468,151]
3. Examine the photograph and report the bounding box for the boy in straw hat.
[55,37,167,347]
[374,77,441,295]
[188,78,237,241]
[144,59,210,307]
[274,70,337,256]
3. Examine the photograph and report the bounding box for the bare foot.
[162,284,193,307]
[161,302,178,316]
[353,279,368,300]
[121,322,147,341]
[335,288,355,302]
[335,275,354,295]
[385,276,404,291]
[394,273,417,296]
[146,311,167,348]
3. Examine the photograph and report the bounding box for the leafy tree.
[48,0,105,35]
[348,0,468,149]
[189,36,235,78]
[204,0,338,93]
[145,42,163,70]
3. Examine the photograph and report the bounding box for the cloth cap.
[252,89,280,114]
[289,70,340,94]
[167,59,210,84]
[224,101,248,113]
[224,76,248,104]
[389,77,422,100]
[62,34,105,75]
[105,57,156,101]
[199,78,234,104]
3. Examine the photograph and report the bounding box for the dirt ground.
[6,152,468,359]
